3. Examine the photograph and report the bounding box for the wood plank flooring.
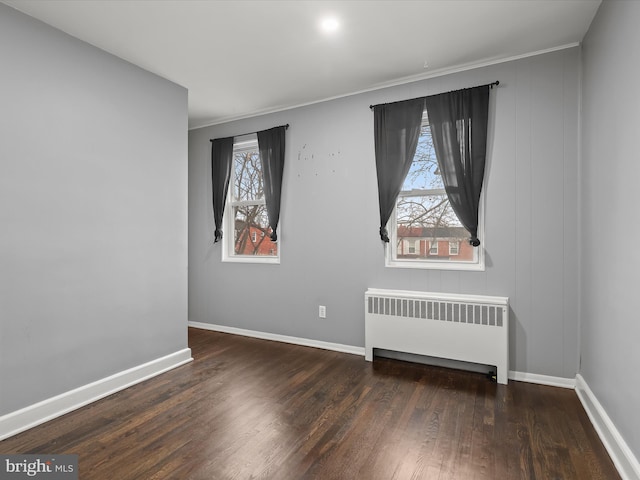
[0,327,620,479]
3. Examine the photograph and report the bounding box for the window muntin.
[386,114,484,270]
[223,135,279,263]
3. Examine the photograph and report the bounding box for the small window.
[386,113,484,270]
[408,240,418,255]
[223,135,279,263]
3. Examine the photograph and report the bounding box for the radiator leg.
[497,368,508,385]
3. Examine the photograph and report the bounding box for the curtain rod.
[210,124,289,142]
[369,81,499,110]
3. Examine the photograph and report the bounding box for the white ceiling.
[3,0,601,129]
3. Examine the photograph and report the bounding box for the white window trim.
[222,134,280,265]
[384,112,485,271]
[385,193,485,272]
[428,240,439,255]
[449,241,460,256]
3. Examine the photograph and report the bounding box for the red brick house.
[396,226,475,261]
[234,221,277,256]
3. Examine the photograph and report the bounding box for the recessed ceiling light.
[320,16,340,34]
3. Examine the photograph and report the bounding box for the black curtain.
[257,125,286,242]
[211,137,234,242]
[373,98,425,242]
[425,85,490,246]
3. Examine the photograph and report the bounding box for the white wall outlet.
[319,305,326,318]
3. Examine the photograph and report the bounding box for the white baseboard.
[575,374,640,480]
[509,370,576,389]
[0,348,193,441]
[188,321,365,356]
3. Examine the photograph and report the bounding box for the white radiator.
[365,288,509,384]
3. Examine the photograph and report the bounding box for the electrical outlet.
[319,305,326,318]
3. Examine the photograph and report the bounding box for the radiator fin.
[367,295,504,327]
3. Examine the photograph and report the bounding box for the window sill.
[222,255,280,265]
[385,258,485,272]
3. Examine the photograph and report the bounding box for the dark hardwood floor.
[1,327,620,479]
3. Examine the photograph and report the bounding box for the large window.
[386,114,484,270]
[223,135,279,263]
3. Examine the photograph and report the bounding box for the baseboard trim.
[0,348,193,441]
[575,374,640,480]
[188,321,365,356]
[509,370,576,389]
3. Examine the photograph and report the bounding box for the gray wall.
[0,4,188,415]
[581,0,640,459]
[189,48,581,379]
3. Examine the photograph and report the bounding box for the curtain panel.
[210,137,234,242]
[372,83,492,246]
[257,125,286,242]
[373,98,425,242]
[425,85,490,246]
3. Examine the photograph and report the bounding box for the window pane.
[402,125,442,191]
[233,149,264,202]
[397,193,460,230]
[395,194,476,262]
[233,205,277,256]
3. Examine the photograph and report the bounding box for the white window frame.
[222,135,280,264]
[428,240,439,255]
[386,202,485,271]
[449,241,460,256]
[385,114,485,271]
